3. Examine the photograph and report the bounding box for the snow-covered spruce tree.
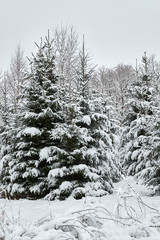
[90,94,121,183]
[46,38,114,200]
[146,115,160,193]
[5,34,64,199]
[91,70,122,182]
[122,53,158,178]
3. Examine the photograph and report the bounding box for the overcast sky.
[1,0,160,70]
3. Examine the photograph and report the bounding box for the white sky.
[1,0,160,70]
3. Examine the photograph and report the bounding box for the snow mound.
[19,127,41,137]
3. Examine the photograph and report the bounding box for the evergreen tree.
[146,115,160,193]
[2,34,63,199]
[46,38,116,200]
[122,53,158,178]
[1,34,121,200]
[89,95,121,183]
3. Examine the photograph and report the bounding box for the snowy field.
[0,177,160,240]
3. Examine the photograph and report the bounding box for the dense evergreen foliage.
[1,29,160,199]
[46,41,119,200]
[1,35,64,198]
[121,54,160,189]
[0,34,121,200]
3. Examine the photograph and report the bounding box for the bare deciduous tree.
[53,25,79,90]
[114,64,134,118]
[8,45,26,113]
[0,71,10,127]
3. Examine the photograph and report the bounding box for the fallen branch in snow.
[53,184,160,239]
[123,176,160,213]
[0,179,160,239]
[55,223,95,237]
[149,224,160,228]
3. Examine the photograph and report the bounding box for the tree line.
[0,26,160,199]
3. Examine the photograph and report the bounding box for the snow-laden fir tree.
[136,56,160,193]
[3,34,64,199]
[46,38,117,200]
[146,115,160,193]
[122,53,158,179]
[90,94,121,183]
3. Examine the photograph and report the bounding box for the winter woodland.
[0,26,160,239]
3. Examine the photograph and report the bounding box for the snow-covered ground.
[0,177,160,240]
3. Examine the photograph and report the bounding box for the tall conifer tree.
[122,53,158,178]
[47,38,116,200]
[3,34,63,198]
